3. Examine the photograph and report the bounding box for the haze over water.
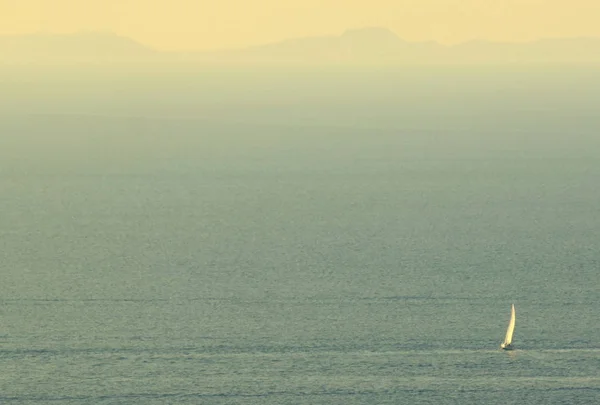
[1,66,600,403]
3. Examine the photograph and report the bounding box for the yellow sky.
[1,0,600,51]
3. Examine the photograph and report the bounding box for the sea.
[1,67,599,404]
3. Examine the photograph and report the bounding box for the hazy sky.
[2,0,600,51]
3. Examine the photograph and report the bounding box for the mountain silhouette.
[198,27,443,64]
[0,32,157,64]
[2,28,600,65]
[189,27,600,65]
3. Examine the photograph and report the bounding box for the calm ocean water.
[1,70,600,403]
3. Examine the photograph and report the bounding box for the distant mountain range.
[0,32,155,64]
[2,28,600,65]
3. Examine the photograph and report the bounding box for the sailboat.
[500,303,516,350]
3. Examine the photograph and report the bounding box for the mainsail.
[503,303,516,346]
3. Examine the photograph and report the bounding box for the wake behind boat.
[500,303,516,350]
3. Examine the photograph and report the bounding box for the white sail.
[503,304,516,346]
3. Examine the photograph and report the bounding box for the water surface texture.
[1,68,599,404]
